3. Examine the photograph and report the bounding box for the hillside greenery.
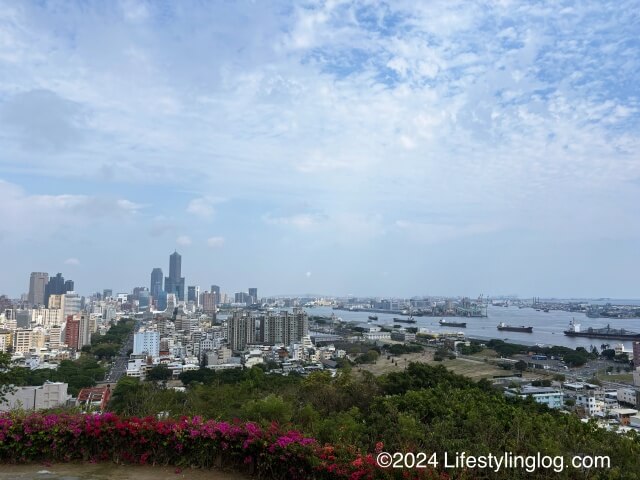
[108,362,640,479]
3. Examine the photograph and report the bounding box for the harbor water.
[309,305,639,351]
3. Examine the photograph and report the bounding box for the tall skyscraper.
[64,280,74,293]
[150,268,163,298]
[45,273,65,307]
[164,251,185,301]
[248,288,258,304]
[211,285,220,305]
[633,342,640,367]
[103,289,113,299]
[138,291,150,309]
[28,272,49,306]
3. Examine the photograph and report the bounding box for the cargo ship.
[439,319,467,328]
[497,322,533,333]
[563,319,640,340]
[394,317,417,324]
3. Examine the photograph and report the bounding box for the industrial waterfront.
[310,305,639,351]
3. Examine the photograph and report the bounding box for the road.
[103,331,133,384]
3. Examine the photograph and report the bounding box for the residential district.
[1,251,640,434]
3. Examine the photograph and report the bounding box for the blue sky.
[1,0,639,298]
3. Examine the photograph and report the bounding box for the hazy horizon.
[1,1,638,298]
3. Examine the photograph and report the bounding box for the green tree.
[0,352,16,403]
[146,365,173,382]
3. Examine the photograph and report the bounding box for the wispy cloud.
[0,0,638,296]
[176,235,192,246]
[206,236,225,248]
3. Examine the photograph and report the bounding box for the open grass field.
[356,349,521,380]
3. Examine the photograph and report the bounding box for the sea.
[307,305,640,351]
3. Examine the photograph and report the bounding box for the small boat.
[368,315,378,320]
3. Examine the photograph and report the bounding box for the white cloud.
[176,235,192,246]
[186,197,216,219]
[206,236,225,248]
[0,179,141,239]
[263,213,327,230]
[64,257,80,266]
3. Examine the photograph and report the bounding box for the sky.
[0,0,639,299]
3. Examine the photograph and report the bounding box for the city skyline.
[1,1,639,298]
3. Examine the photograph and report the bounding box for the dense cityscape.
[1,250,639,429]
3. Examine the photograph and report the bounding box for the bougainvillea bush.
[0,412,450,480]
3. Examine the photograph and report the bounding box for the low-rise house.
[391,331,416,342]
[505,385,564,409]
[77,385,111,411]
[577,393,605,417]
[363,332,391,341]
[617,388,639,407]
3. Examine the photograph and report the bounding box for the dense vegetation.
[1,353,105,396]
[107,363,640,479]
[0,318,134,396]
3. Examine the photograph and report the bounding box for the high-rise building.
[156,290,168,311]
[150,268,163,298]
[227,311,257,351]
[45,273,65,307]
[234,292,251,305]
[28,272,49,307]
[77,314,93,349]
[64,316,80,350]
[187,285,199,305]
[211,285,220,305]
[103,289,113,299]
[48,294,63,310]
[248,288,258,305]
[201,291,216,314]
[133,330,160,357]
[633,342,640,367]
[64,280,74,293]
[164,251,185,301]
[138,291,150,309]
[259,308,309,346]
[61,293,81,317]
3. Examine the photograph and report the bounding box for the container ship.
[563,320,640,340]
[439,319,467,328]
[497,322,533,333]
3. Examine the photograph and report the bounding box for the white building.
[363,331,391,341]
[618,388,639,407]
[61,293,81,318]
[505,386,564,409]
[577,394,605,417]
[133,330,160,357]
[13,329,32,354]
[0,382,69,412]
